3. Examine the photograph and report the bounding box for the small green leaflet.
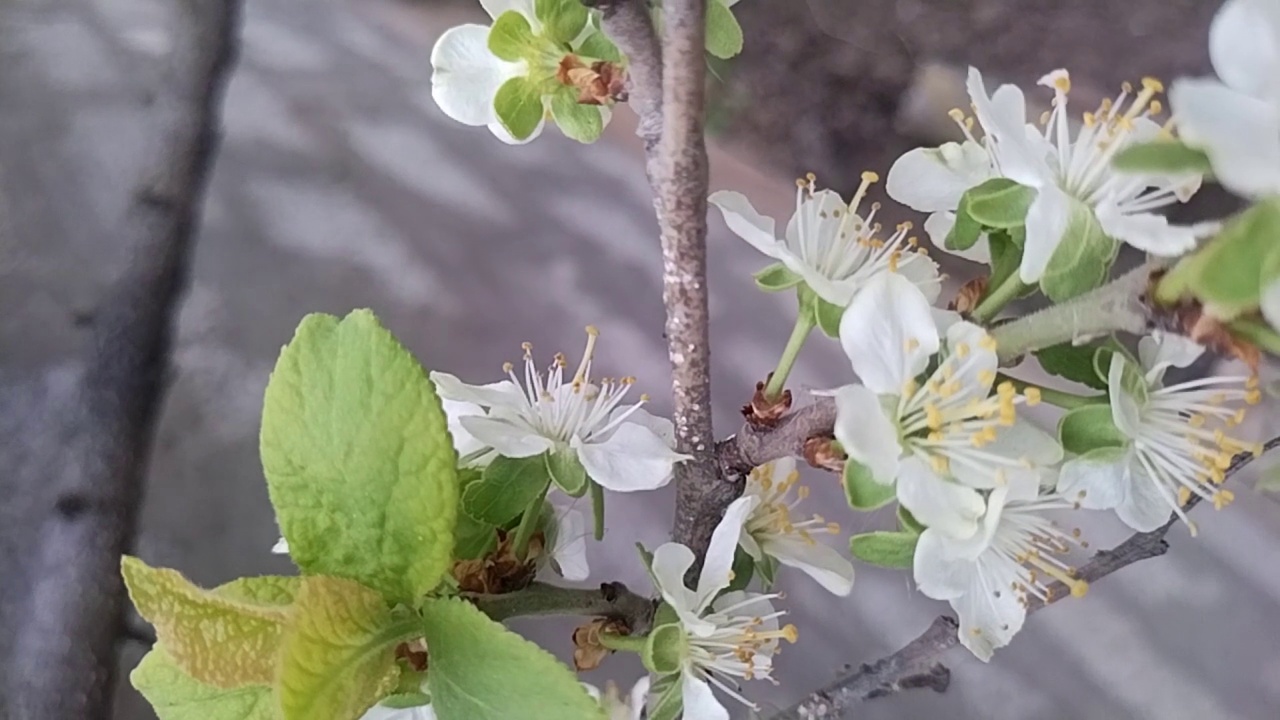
[1112,140,1212,175]
[753,262,802,292]
[463,454,552,526]
[1034,341,1112,391]
[843,459,896,510]
[550,90,604,144]
[534,0,589,46]
[963,178,1035,229]
[488,11,537,62]
[545,447,588,496]
[849,531,917,569]
[705,0,744,59]
[494,77,545,141]
[1058,404,1128,455]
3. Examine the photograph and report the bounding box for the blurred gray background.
[1,0,1278,717]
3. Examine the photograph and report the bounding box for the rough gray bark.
[1,0,243,717]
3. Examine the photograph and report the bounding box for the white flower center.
[501,327,647,445]
[745,463,840,544]
[686,594,798,707]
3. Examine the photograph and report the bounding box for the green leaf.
[550,90,604,143]
[213,576,300,606]
[493,77,545,141]
[380,693,432,710]
[1039,199,1119,301]
[1112,140,1212,175]
[964,178,1036,229]
[1057,404,1127,455]
[946,196,983,251]
[488,11,537,62]
[261,310,459,605]
[131,648,277,720]
[849,531,917,569]
[813,296,845,339]
[843,459,896,510]
[464,454,551,526]
[277,577,409,720]
[420,598,605,720]
[1158,198,1280,317]
[545,448,588,496]
[753,262,802,292]
[896,506,925,535]
[121,556,291,688]
[1034,342,1111,390]
[705,0,744,59]
[576,31,621,62]
[453,512,498,560]
[646,674,683,720]
[535,0,589,46]
[986,228,1025,292]
[642,623,687,675]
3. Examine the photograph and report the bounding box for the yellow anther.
[1246,389,1262,405]
[997,381,1016,397]
[904,337,921,352]
[948,108,966,122]
[925,404,943,431]
[1149,99,1163,115]
[640,393,651,402]
[1188,414,1206,428]
[902,379,919,397]
[978,370,996,386]
[1176,486,1191,507]
[826,522,841,534]
[888,251,901,272]
[1141,77,1164,93]
[930,454,950,473]
[955,342,971,359]
[502,361,514,373]
[1213,489,1235,510]
[805,172,817,182]
[979,335,998,351]
[797,485,811,500]
[1024,387,1042,407]
[861,170,880,184]
[781,624,799,643]
[1083,111,1097,127]
[1053,74,1071,93]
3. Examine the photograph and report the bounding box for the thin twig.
[467,581,657,631]
[772,437,1280,719]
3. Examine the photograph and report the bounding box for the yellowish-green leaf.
[549,89,604,143]
[132,647,278,720]
[705,0,743,59]
[121,556,290,688]
[277,576,413,720]
[420,597,605,720]
[261,310,459,605]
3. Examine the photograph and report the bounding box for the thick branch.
[1,0,242,717]
[468,581,657,631]
[773,437,1280,719]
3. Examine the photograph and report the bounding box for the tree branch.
[716,398,837,478]
[1,0,242,717]
[467,581,657,631]
[772,436,1280,719]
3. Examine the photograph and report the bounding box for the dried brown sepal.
[803,435,845,473]
[742,374,792,430]
[951,276,989,316]
[395,638,429,672]
[571,617,630,671]
[1146,277,1261,372]
[452,530,544,595]
[557,55,628,105]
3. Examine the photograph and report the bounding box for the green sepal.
[946,194,983,251]
[576,31,622,62]
[488,11,537,62]
[726,546,757,592]
[545,448,588,496]
[379,693,432,710]
[463,454,552,526]
[813,296,845,339]
[1057,404,1128,455]
[549,89,604,143]
[1112,140,1212,175]
[652,601,680,629]
[843,459,896,510]
[494,76,545,141]
[1039,199,1119,301]
[986,228,1027,294]
[849,531,917,569]
[535,0,589,46]
[963,178,1036,229]
[753,262,802,292]
[704,0,744,59]
[642,623,687,675]
[645,673,684,720]
[896,506,925,535]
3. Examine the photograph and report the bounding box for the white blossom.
[649,497,797,719]
[359,697,436,720]
[1058,336,1262,533]
[430,326,688,493]
[1170,0,1280,198]
[583,678,649,720]
[709,173,941,307]
[914,472,1088,661]
[889,67,1202,281]
[829,272,1061,535]
[739,458,855,595]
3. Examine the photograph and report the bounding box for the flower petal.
[574,423,686,492]
[696,496,757,609]
[1095,203,1197,257]
[839,272,940,394]
[430,371,522,408]
[951,565,1027,662]
[939,321,1000,405]
[1138,332,1205,379]
[708,190,784,259]
[480,0,537,21]
[1018,183,1075,283]
[832,384,903,485]
[897,457,986,539]
[886,142,994,212]
[952,418,1063,490]
[551,508,590,581]
[912,528,973,600]
[459,415,554,457]
[1118,461,1177,532]
[967,67,1049,187]
[650,543,711,634]
[1170,78,1280,198]
[625,677,650,720]
[430,25,523,127]
[488,115,546,145]
[1057,447,1132,511]
[761,535,855,596]
[271,537,289,555]
[784,188,847,250]
[441,398,488,456]
[924,212,992,264]
[1209,0,1280,99]
[1107,354,1145,439]
[897,253,944,304]
[609,406,676,447]
[681,672,729,720]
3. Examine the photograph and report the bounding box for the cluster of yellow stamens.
[686,593,798,705]
[746,462,840,546]
[986,495,1091,613]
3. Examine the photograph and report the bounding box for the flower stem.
[598,632,648,653]
[763,313,816,399]
[990,265,1153,363]
[590,480,605,541]
[513,482,551,561]
[997,373,1103,410]
[971,274,1030,324]
[1228,316,1280,356]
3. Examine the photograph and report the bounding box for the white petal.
[786,252,860,307]
[1209,0,1280,99]
[459,415,554,458]
[785,189,847,249]
[359,703,437,720]
[430,371,522,408]
[681,672,729,720]
[951,565,1027,662]
[1171,79,1280,198]
[1118,461,1177,532]
[761,535,855,596]
[1138,332,1205,378]
[1263,279,1280,330]
[1057,448,1132,510]
[480,0,536,21]
[440,398,487,456]
[626,677,650,720]
[897,457,985,539]
[912,528,973,600]
[832,384,903,485]
[708,190,785,259]
[488,115,546,145]
[271,537,289,555]
[1018,184,1075,283]
[966,68,1049,187]
[551,508,590,581]
[953,419,1063,490]
[939,321,1000,405]
[886,143,993,212]
[739,529,764,561]
[896,253,944,304]
[923,212,992,264]
[839,272,940,394]
[430,25,523,127]
[696,496,757,608]
[613,407,676,447]
[1095,203,1196,256]
[649,543,710,633]
[1107,354,1145,439]
[574,424,685,492]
